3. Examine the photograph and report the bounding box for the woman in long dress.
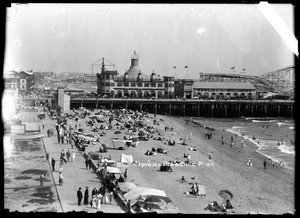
[96,193,102,210]
[84,187,89,205]
[58,172,63,186]
[72,151,75,162]
[91,195,97,208]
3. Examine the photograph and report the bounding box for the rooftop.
[193,81,256,90]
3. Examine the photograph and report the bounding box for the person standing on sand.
[230,142,234,149]
[39,173,45,186]
[279,161,283,169]
[195,183,200,196]
[263,160,267,169]
[247,157,252,166]
[208,153,212,164]
[77,187,83,205]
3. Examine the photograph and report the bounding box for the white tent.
[124,187,167,202]
[121,153,133,164]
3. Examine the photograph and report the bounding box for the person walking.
[51,158,56,171]
[39,173,45,186]
[84,187,89,205]
[66,150,71,162]
[72,151,75,162]
[85,158,89,170]
[91,195,97,208]
[57,129,60,143]
[59,159,64,173]
[58,172,63,186]
[60,150,67,163]
[96,193,102,210]
[77,187,83,206]
[88,157,93,170]
[61,134,64,144]
[263,159,267,169]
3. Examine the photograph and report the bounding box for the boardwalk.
[41,114,125,213]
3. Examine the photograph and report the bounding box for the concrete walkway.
[41,114,125,213]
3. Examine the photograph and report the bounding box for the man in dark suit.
[51,158,56,171]
[77,187,83,205]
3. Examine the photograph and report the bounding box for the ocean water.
[192,117,295,170]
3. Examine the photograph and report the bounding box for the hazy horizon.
[4,3,295,79]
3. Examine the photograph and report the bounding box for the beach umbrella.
[119,182,138,190]
[124,188,167,202]
[114,130,121,139]
[218,190,233,200]
[142,202,163,210]
[143,195,172,204]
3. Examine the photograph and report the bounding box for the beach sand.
[4,138,61,212]
[69,110,294,214]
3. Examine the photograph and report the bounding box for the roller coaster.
[199,66,295,97]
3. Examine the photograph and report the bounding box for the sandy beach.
[66,109,294,214]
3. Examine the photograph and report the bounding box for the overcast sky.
[4,3,295,79]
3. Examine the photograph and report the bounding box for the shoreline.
[188,117,295,171]
[187,117,294,171]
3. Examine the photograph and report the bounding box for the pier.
[69,98,294,118]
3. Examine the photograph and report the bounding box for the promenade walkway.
[41,114,125,213]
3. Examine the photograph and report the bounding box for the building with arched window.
[97,51,175,98]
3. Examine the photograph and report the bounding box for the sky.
[4,3,295,79]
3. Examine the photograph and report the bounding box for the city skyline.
[4,3,295,79]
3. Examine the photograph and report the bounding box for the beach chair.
[197,185,206,197]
